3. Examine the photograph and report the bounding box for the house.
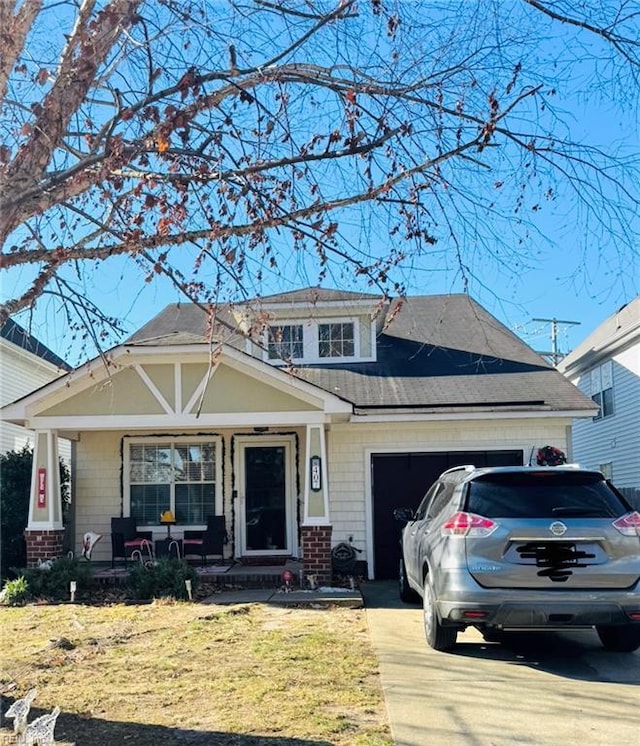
[558,296,640,508]
[0,318,70,454]
[0,289,597,580]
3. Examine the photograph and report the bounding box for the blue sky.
[16,206,636,367]
[3,1,639,366]
[9,85,637,365]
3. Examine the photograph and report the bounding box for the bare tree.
[1,0,638,358]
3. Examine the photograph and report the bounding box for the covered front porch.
[1,341,352,584]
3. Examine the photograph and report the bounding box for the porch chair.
[111,517,153,568]
[183,515,228,567]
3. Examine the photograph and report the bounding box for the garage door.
[371,450,523,579]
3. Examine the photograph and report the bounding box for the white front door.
[237,437,295,556]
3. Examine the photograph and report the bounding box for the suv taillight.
[442,512,498,537]
[612,511,640,536]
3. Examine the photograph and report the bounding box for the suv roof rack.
[441,464,476,477]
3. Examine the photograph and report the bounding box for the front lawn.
[0,599,392,745]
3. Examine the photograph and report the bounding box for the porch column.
[301,424,332,584]
[24,430,64,567]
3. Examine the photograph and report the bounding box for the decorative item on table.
[160,510,176,539]
[282,569,293,592]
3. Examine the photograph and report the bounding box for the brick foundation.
[24,529,65,568]
[300,524,332,585]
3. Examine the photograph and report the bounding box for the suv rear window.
[466,471,628,519]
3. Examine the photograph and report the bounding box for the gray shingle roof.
[127,291,595,413]
[558,296,640,374]
[258,287,383,304]
[1,319,70,370]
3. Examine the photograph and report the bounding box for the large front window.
[127,439,218,525]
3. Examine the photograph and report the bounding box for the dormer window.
[268,324,303,361]
[258,314,374,365]
[319,322,354,358]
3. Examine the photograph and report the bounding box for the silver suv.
[394,465,640,652]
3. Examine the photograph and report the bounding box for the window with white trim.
[264,318,362,363]
[126,438,219,525]
[319,322,354,358]
[267,324,303,360]
[590,361,614,420]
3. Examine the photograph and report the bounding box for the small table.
[155,538,183,560]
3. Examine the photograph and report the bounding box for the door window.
[244,446,287,551]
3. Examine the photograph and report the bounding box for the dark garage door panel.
[372,450,523,579]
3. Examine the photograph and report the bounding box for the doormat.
[197,565,230,574]
[240,556,288,566]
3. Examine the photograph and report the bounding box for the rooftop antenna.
[531,317,581,366]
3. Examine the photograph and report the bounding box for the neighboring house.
[1,289,596,579]
[558,296,640,508]
[0,318,70,455]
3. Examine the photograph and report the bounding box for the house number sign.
[310,455,322,492]
[37,467,47,508]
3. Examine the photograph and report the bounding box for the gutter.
[350,408,596,423]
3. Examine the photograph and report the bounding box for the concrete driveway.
[362,581,640,746]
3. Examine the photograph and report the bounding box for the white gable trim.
[1,342,352,425]
[28,410,330,431]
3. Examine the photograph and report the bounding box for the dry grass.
[0,599,392,745]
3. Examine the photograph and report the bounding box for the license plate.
[513,542,596,582]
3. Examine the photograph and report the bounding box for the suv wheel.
[596,625,640,652]
[399,559,420,604]
[422,577,457,651]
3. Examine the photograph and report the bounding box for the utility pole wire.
[532,317,581,366]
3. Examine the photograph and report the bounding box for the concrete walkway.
[201,585,363,607]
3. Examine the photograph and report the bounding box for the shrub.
[0,575,30,606]
[23,556,93,601]
[0,445,71,580]
[127,559,199,600]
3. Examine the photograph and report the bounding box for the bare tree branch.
[524,0,640,67]
[0,0,638,355]
[0,0,42,104]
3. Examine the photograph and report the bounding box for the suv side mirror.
[393,507,414,524]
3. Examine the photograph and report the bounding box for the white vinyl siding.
[571,354,640,490]
[0,342,70,460]
[327,417,569,578]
